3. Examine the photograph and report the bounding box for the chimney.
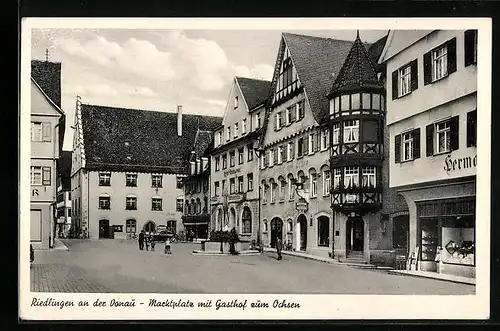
[177,105,183,136]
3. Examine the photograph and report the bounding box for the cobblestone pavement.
[29,239,475,294]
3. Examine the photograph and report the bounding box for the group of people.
[138,230,171,254]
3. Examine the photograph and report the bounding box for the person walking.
[164,238,172,255]
[276,237,283,261]
[145,233,150,251]
[138,230,145,251]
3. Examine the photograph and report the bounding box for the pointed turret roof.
[328,33,384,98]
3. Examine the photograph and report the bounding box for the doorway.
[270,218,283,248]
[346,217,364,252]
[297,214,307,251]
[99,219,110,239]
[143,221,156,234]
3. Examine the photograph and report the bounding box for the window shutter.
[465,30,477,66]
[274,114,278,130]
[394,134,401,163]
[450,115,459,151]
[42,122,52,142]
[426,124,434,156]
[410,59,418,92]
[413,128,421,159]
[467,110,477,147]
[42,166,51,185]
[423,51,432,85]
[391,70,398,100]
[447,37,457,75]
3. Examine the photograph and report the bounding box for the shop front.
[417,197,475,278]
[182,215,210,240]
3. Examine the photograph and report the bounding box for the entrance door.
[99,219,110,239]
[298,214,307,251]
[270,218,283,248]
[346,217,364,252]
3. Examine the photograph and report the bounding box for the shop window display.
[420,218,438,261]
[441,216,475,266]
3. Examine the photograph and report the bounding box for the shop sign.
[227,193,244,203]
[443,153,477,175]
[295,198,308,213]
[223,167,241,178]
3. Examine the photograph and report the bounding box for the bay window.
[344,166,359,188]
[343,120,359,143]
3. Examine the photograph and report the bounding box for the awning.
[183,222,209,226]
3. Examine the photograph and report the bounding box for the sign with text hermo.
[443,152,477,175]
[295,198,308,213]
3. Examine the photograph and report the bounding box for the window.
[176,198,183,212]
[242,119,247,134]
[332,123,340,145]
[343,120,359,143]
[403,132,413,161]
[242,207,252,234]
[318,217,329,247]
[247,173,254,191]
[323,170,331,196]
[126,173,137,187]
[234,95,238,109]
[126,196,137,210]
[30,166,42,185]
[297,138,304,157]
[270,182,277,203]
[467,110,477,147]
[285,107,291,125]
[99,172,111,186]
[99,195,111,210]
[424,38,456,85]
[222,154,228,169]
[176,176,184,189]
[230,178,236,194]
[238,176,244,193]
[465,30,478,66]
[167,220,176,233]
[344,167,359,188]
[395,129,421,163]
[215,156,220,171]
[215,131,221,147]
[310,172,317,197]
[229,151,235,167]
[351,93,361,110]
[238,147,244,164]
[214,181,220,196]
[269,149,274,167]
[234,122,239,138]
[297,100,305,120]
[247,144,253,161]
[391,60,418,100]
[287,141,294,161]
[276,112,283,130]
[399,65,411,97]
[278,179,285,201]
[362,167,376,188]
[151,174,162,188]
[31,122,42,141]
[288,178,295,200]
[308,133,315,154]
[263,220,268,232]
[256,112,261,129]
[126,219,137,233]
[321,130,328,150]
[278,145,284,164]
[226,126,231,141]
[152,198,163,211]
[279,56,294,92]
[436,120,451,154]
[260,153,265,169]
[263,183,268,204]
[222,180,226,193]
[203,179,208,192]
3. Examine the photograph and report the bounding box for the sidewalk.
[388,270,475,285]
[51,238,69,251]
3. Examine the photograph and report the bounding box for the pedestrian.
[145,234,150,251]
[276,237,283,261]
[164,238,172,255]
[138,230,145,251]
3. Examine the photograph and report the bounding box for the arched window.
[269,178,276,203]
[185,201,190,214]
[318,216,330,247]
[262,180,268,204]
[190,199,195,214]
[125,219,136,233]
[98,193,110,210]
[143,221,156,233]
[278,176,286,201]
[287,173,295,200]
[242,207,252,234]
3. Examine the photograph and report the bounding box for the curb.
[387,270,475,285]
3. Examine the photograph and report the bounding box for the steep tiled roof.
[282,33,355,124]
[193,130,214,158]
[367,33,388,73]
[31,60,62,108]
[81,105,222,174]
[236,77,271,110]
[328,33,384,98]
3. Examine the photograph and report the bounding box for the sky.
[31,28,388,151]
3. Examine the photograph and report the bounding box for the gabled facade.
[380,30,478,278]
[71,101,222,240]
[257,33,353,257]
[210,77,270,243]
[30,65,65,249]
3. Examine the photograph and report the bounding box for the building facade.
[71,101,222,240]
[30,60,65,249]
[56,150,72,238]
[182,130,213,240]
[210,77,270,243]
[380,30,478,278]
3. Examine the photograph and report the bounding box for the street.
[30,239,475,294]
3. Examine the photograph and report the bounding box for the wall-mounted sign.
[227,193,244,203]
[444,153,477,175]
[295,198,308,213]
[223,168,241,178]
